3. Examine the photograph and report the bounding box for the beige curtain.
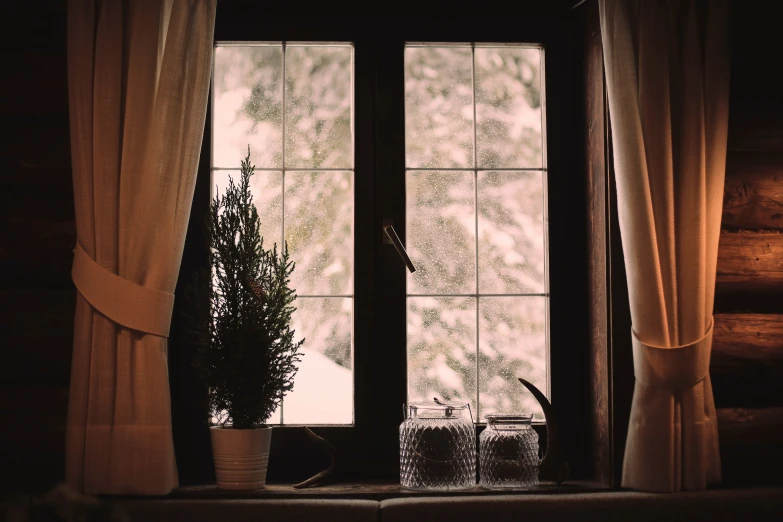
[66,0,216,495]
[599,0,729,491]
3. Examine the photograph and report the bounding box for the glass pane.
[479,296,546,420]
[407,297,477,413]
[407,171,475,295]
[213,45,283,168]
[405,47,474,169]
[478,171,545,294]
[212,171,283,252]
[284,297,353,424]
[475,47,542,169]
[268,405,282,425]
[285,46,352,169]
[284,171,353,296]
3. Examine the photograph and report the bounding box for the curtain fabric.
[66,0,216,495]
[599,0,729,491]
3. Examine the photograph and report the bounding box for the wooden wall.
[0,1,780,493]
[712,5,783,486]
[0,3,72,492]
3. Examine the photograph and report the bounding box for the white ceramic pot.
[210,426,272,490]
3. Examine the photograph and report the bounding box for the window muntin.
[212,42,354,425]
[404,44,548,421]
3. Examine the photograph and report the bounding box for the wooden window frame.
[171,11,606,487]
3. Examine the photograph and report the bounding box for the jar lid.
[485,413,533,428]
[407,400,470,419]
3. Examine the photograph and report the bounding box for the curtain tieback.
[71,242,174,337]
[631,317,714,390]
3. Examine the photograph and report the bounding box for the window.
[193,13,590,482]
[212,43,355,425]
[404,45,548,420]
[212,42,547,425]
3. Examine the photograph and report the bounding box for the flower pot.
[210,426,272,490]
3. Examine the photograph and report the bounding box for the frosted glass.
[407,171,475,295]
[478,171,545,294]
[285,46,352,169]
[407,297,477,414]
[479,296,546,420]
[405,47,474,168]
[284,297,353,424]
[284,171,353,296]
[212,171,283,252]
[475,47,542,169]
[213,45,283,169]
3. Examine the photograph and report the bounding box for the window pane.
[405,47,474,169]
[407,171,475,295]
[475,47,542,169]
[213,44,354,426]
[284,297,353,424]
[285,46,352,169]
[407,297,477,413]
[285,171,353,296]
[212,171,283,251]
[213,45,282,169]
[479,296,546,420]
[405,44,548,427]
[478,171,545,294]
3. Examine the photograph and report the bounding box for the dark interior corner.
[1,0,782,511]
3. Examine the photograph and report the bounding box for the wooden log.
[3,218,75,253]
[0,387,68,454]
[715,232,783,312]
[0,387,69,416]
[712,314,783,408]
[718,407,783,485]
[0,290,75,385]
[0,253,75,290]
[727,100,783,152]
[0,51,67,118]
[722,152,783,230]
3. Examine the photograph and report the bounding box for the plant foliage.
[186,147,303,429]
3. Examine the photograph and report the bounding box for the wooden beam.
[715,232,783,312]
[718,407,783,485]
[584,0,611,487]
[722,152,783,231]
[712,314,783,408]
[727,100,783,152]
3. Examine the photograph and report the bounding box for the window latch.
[383,221,416,273]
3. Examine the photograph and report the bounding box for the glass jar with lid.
[479,413,539,489]
[399,400,476,490]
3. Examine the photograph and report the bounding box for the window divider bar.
[296,295,354,298]
[280,42,286,426]
[212,167,354,172]
[404,167,546,172]
[471,43,481,422]
[407,293,548,298]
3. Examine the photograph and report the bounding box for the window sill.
[165,480,610,501]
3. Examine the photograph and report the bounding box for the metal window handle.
[383,224,416,273]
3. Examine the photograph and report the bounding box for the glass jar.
[399,400,476,490]
[479,414,539,489]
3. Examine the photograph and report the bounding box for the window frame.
[173,12,594,486]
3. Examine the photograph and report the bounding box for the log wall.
[712,3,783,486]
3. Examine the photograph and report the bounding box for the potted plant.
[185,147,303,490]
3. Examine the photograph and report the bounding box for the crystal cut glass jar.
[400,401,476,490]
[479,414,539,489]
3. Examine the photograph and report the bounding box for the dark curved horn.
[518,378,570,484]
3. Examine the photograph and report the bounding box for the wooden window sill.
[161,480,610,501]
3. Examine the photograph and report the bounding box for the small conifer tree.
[186,147,303,429]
